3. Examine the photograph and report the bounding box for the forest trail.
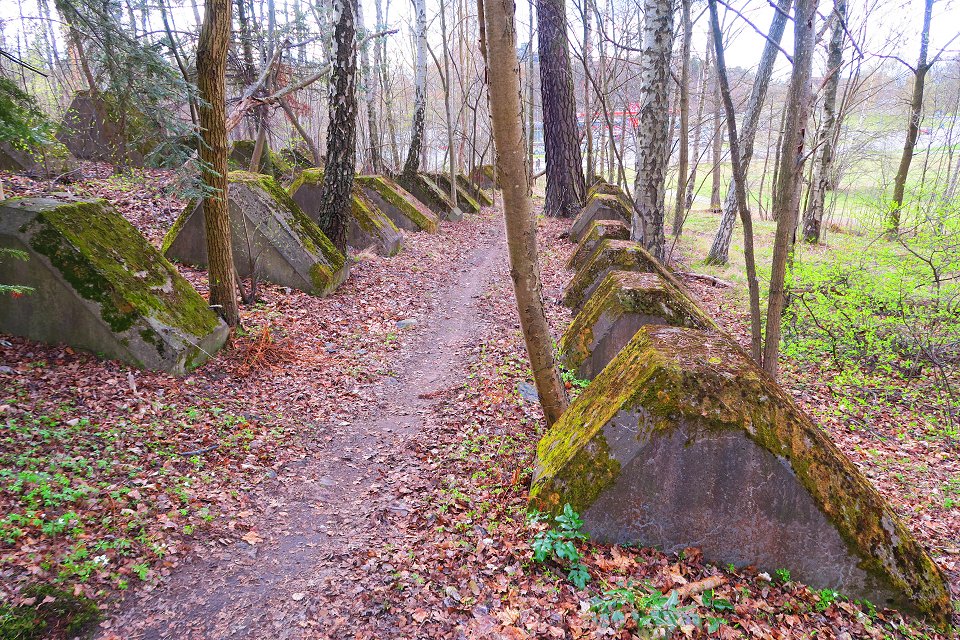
[105,221,507,639]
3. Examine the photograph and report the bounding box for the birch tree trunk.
[480,0,568,427]
[705,0,792,264]
[763,0,817,378]
[671,0,692,236]
[402,0,427,178]
[802,0,845,243]
[197,0,239,326]
[536,0,586,217]
[316,0,358,253]
[357,0,383,173]
[631,0,675,262]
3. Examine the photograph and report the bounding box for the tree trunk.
[630,0,675,261]
[802,0,845,243]
[887,0,932,235]
[686,49,709,213]
[710,62,723,211]
[375,0,401,170]
[671,0,692,236]
[197,0,239,326]
[763,0,816,378]
[357,0,383,173]
[705,0,792,264]
[402,0,427,178]
[440,0,460,210]
[582,0,594,180]
[536,0,586,217]
[316,0,358,253]
[480,0,568,427]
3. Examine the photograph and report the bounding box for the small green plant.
[590,581,703,632]
[816,588,841,611]
[775,568,792,583]
[530,504,591,589]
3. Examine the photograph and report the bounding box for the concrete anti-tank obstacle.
[569,192,633,243]
[532,324,952,627]
[428,173,481,213]
[560,270,717,380]
[0,196,228,373]
[470,164,499,190]
[355,175,439,233]
[55,91,155,166]
[0,141,77,179]
[229,140,294,181]
[565,219,629,272]
[162,171,348,296]
[455,173,494,207]
[288,169,404,256]
[562,239,682,313]
[397,173,461,221]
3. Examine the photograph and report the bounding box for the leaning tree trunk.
[535,0,586,217]
[401,0,427,178]
[671,0,692,236]
[802,0,845,243]
[888,0,932,235]
[480,0,568,427]
[705,0,792,264]
[316,0,358,253]
[763,0,816,378]
[630,0,675,262]
[197,0,239,326]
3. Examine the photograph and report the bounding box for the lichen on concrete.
[532,325,952,626]
[565,219,629,272]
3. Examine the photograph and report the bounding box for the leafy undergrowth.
[337,215,950,639]
[0,164,495,636]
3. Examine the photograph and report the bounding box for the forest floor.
[0,165,957,638]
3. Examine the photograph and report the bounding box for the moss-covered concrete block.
[229,140,292,181]
[569,193,632,243]
[455,173,494,207]
[531,325,952,625]
[397,173,459,220]
[288,169,404,256]
[470,164,499,190]
[429,172,481,213]
[163,171,348,296]
[0,141,77,179]
[560,270,717,380]
[0,196,228,373]
[562,239,679,313]
[355,175,439,233]
[55,91,156,166]
[565,219,629,272]
[586,179,630,205]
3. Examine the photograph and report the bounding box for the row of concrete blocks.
[0,170,495,376]
[529,181,952,627]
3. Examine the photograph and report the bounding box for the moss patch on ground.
[0,584,100,640]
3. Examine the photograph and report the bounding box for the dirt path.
[105,221,506,639]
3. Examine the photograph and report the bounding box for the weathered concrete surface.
[397,173,459,220]
[455,173,494,207]
[288,169,404,256]
[163,171,348,296]
[562,239,678,313]
[0,196,228,373]
[229,140,292,181]
[569,193,632,243]
[560,271,716,379]
[0,141,77,179]
[470,164,498,190]
[429,173,480,213]
[565,219,629,272]
[56,91,153,166]
[355,175,439,233]
[531,325,952,625]
[586,180,631,206]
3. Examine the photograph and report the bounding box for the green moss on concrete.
[0,584,100,639]
[397,173,455,215]
[565,219,630,271]
[588,192,632,220]
[356,175,439,232]
[23,198,221,340]
[533,326,953,627]
[559,270,718,372]
[455,173,493,206]
[231,170,346,274]
[564,239,659,310]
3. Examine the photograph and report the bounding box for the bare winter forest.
[0,0,958,637]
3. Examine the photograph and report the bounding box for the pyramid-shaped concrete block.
[470,164,499,190]
[565,219,629,272]
[162,171,348,296]
[56,91,155,166]
[288,169,404,256]
[560,270,717,380]
[0,197,228,373]
[532,325,951,625]
[456,173,493,207]
[397,173,460,220]
[563,239,679,313]
[429,173,480,213]
[0,141,77,179]
[355,175,439,233]
[229,140,292,180]
[569,193,632,243]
